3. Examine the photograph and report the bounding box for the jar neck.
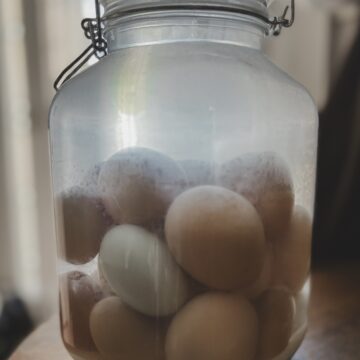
[104,10,267,52]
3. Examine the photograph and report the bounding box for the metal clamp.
[54,0,107,91]
[268,0,295,36]
[54,0,295,91]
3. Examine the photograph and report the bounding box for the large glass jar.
[49,1,318,359]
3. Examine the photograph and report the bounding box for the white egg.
[99,225,191,317]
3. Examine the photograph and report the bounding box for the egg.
[165,292,258,360]
[90,260,116,297]
[98,147,187,225]
[241,243,274,299]
[56,186,110,264]
[165,185,266,290]
[59,272,104,354]
[273,206,312,293]
[99,225,191,316]
[255,288,295,360]
[179,159,215,188]
[79,162,104,196]
[90,297,166,360]
[217,152,294,243]
[64,345,101,360]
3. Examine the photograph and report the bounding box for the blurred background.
[0,0,359,357]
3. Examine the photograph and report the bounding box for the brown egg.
[65,344,101,360]
[179,159,215,188]
[98,147,187,226]
[165,293,258,360]
[241,243,274,300]
[273,206,313,293]
[217,152,294,243]
[165,185,266,290]
[60,272,104,354]
[56,186,111,264]
[255,288,295,360]
[90,297,166,360]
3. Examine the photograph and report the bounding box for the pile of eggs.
[57,147,312,360]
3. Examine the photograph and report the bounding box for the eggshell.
[65,345,101,360]
[56,186,110,264]
[271,327,307,360]
[179,160,215,188]
[90,297,166,360]
[165,185,266,290]
[98,147,187,225]
[99,225,191,316]
[241,243,274,299]
[273,206,312,293]
[255,288,296,360]
[165,293,258,360]
[59,272,104,354]
[217,152,294,242]
[90,260,115,297]
[79,162,104,196]
[292,281,310,334]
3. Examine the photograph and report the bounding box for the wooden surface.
[10,262,360,360]
[294,262,360,360]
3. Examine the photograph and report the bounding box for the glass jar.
[49,1,318,359]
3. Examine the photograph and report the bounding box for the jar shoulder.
[50,43,318,123]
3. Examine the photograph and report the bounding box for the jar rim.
[100,0,269,19]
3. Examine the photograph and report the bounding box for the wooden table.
[10,262,360,360]
[295,262,360,360]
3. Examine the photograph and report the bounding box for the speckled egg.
[56,186,111,264]
[179,159,215,188]
[90,297,166,360]
[165,292,258,360]
[273,205,312,293]
[255,288,296,360]
[165,185,266,290]
[99,225,191,316]
[60,272,104,354]
[98,147,187,225]
[79,162,104,196]
[217,152,294,243]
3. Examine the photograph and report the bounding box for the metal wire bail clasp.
[53,0,296,90]
[81,18,107,59]
[269,0,295,36]
[54,0,107,91]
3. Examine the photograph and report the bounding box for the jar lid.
[100,0,270,18]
